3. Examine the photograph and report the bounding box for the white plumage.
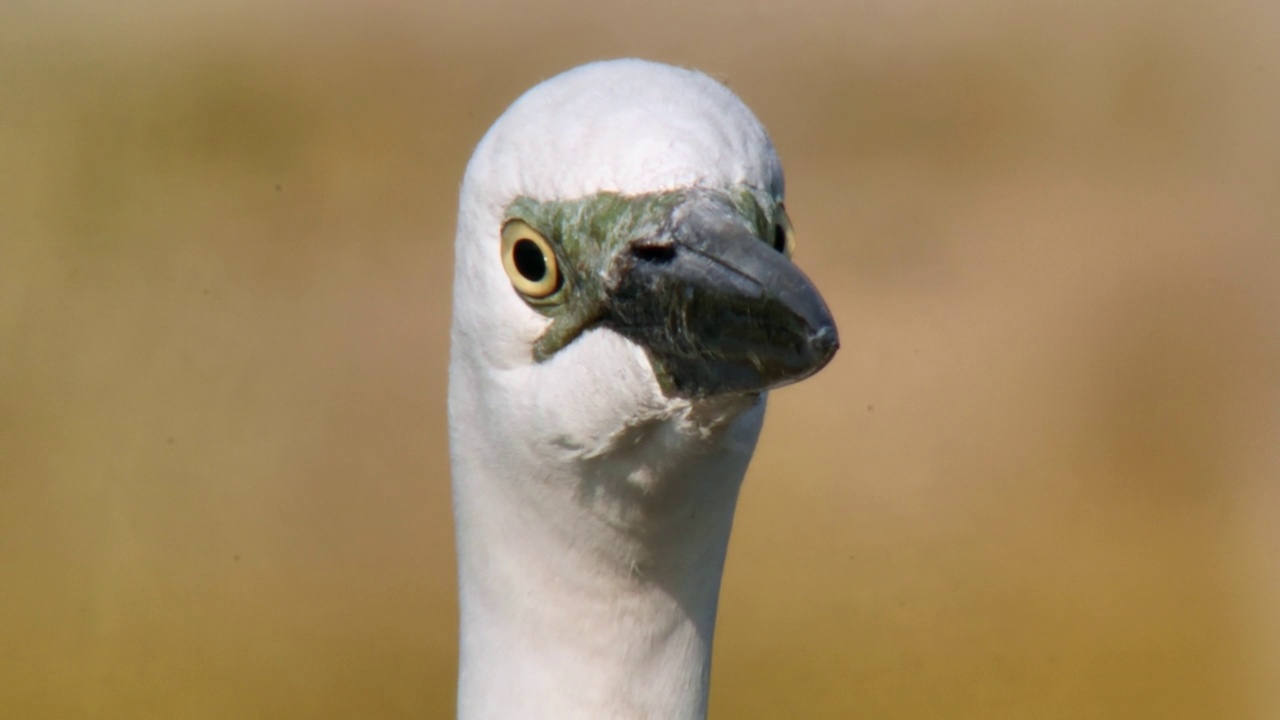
[449,59,837,720]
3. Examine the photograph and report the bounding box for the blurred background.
[2,0,1277,717]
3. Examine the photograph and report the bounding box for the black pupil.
[773,224,788,252]
[512,239,547,281]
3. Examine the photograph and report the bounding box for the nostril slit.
[631,243,676,263]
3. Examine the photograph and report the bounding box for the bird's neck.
[450,393,763,720]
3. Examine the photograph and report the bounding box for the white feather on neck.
[450,328,764,719]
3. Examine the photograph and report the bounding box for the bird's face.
[450,60,839,454]
[497,186,837,398]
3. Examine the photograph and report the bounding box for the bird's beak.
[602,200,839,398]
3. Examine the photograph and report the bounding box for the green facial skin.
[502,186,838,398]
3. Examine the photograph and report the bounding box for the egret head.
[451,60,836,437]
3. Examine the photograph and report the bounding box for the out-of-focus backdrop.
[2,1,1277,717]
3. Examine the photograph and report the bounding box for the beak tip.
[811,324,838,351]
[806,322,840,370]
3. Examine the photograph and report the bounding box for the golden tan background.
[2,0,1277,717]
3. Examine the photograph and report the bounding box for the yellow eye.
[772,204,796,258]
[501,220,563,300]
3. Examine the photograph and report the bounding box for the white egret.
[448,58,838,720]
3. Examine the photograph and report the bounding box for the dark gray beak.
[602,200,839,398]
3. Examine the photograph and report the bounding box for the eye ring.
[772,204,796,258]
[501,220,563,300]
